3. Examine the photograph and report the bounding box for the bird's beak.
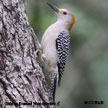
[47,2,59,13]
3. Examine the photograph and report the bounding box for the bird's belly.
[43,44,57,65]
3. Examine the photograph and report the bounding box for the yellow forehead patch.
[59,9,70,12]
[59,9,63,12]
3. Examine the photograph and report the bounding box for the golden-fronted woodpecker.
[41,2,75,101]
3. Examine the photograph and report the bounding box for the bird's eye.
[63,12,67,15]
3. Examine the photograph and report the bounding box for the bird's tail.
[50,74,57,102]
[53,76,57,102]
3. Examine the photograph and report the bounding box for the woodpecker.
[41,2,75,101]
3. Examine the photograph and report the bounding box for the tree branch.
[0,0,55,108]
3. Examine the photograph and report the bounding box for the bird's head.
[47,2,75,30]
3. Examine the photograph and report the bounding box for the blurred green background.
[26,0,108,108]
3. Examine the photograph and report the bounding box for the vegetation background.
[26,0,108,108]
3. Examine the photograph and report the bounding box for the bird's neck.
[55,20,71,31]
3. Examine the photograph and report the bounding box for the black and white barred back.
[56,31,70,86]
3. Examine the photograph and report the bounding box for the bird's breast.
[41,22,68,64]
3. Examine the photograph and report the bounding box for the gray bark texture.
[0,0,55,108]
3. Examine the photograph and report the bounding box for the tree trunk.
[0,0,55,108]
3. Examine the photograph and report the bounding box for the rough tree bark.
[0,0,55,108]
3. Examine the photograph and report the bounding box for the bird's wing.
[56,31,70,86]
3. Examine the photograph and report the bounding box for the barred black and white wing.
[56,31,70,86]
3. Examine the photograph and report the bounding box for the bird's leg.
[35,43,41,55]
[34,43,46,63]
[42,54,46,61]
